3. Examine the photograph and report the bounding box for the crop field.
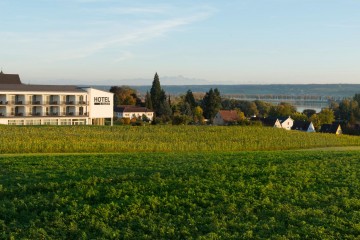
[1,125,360,239]
[1,151,360,239]
[0,125,360,154]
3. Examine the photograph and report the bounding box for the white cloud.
[55,5,216,61]
[0,3,216,65]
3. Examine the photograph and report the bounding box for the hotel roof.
[0,71,21,84]
[0,84,86,92]
[0,71,86,92]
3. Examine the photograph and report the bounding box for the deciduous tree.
[110,86,140,106]
[318,108,335,125]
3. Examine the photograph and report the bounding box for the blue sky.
[1,0,359,85]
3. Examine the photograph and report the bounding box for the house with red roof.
[114,105,154,121]
[213,110,240,125]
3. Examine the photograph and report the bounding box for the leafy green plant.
[1,151,360,239]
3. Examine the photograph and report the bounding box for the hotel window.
[26,120,34,125]
[72,119,86,125]
[66,95,74,104]
[8,120,24,125]
[15,95,20,104]
[8,120,16,125]
[60,119,72,125]
[43,119,58,125]
[31,119,41,125]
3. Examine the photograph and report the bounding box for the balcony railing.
[45,101,89,105]
[0,111,89,117]
[64,112,89,117]
[0,101,89,105]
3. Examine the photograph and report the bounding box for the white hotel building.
[0,71,113,125]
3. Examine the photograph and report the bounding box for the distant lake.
[94,84,352,112]
[128,84,360,98]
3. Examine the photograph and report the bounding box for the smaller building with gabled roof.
[213,110,240,125]
[319,123,342,134]
[291,120,316,132]
[258,117,282,128]
[278,116,294,130]
[114,105,154,121]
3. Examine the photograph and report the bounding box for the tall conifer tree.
[150,72,162,112]
[202,88,222,121]
[149,72,172,118]
[184,89,196,110]
[145,91,153,109]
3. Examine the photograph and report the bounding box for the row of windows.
[124,113,153,117]
[0,95,87,106]
[8,119,87,125]
[0,95,86,101]
[0,106,86,116]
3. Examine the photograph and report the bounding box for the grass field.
[1,125,360,239]
[1,151,360,239]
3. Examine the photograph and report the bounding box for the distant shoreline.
[85,84,360,98]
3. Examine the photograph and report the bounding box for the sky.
[1,0,360,85]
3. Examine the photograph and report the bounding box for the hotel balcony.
[65,101,88,105]
[0,112,89,117]
[0,100,88,105]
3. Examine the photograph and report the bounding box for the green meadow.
[1,125,360,239]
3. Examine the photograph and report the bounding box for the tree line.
[110,73,360,132]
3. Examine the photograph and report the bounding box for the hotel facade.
[0,72,113,125]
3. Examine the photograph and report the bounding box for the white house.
[114,105,154,121]
[278,116,294,130]
[0,71,113,125]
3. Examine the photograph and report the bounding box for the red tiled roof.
[219,110,239,122]
[115,105,153,113]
